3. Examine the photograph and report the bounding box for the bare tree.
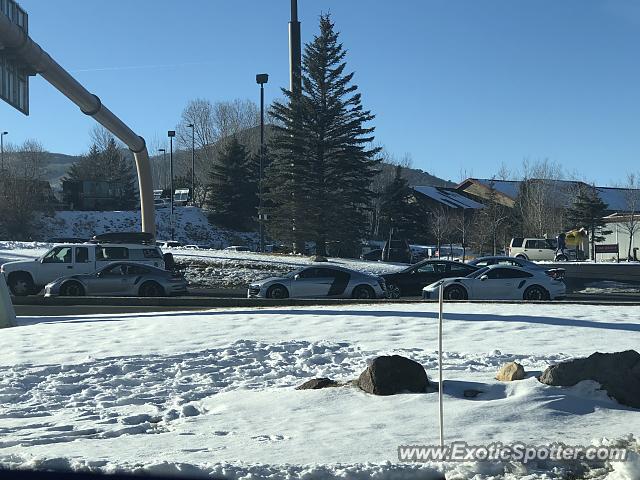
[621,173,640,260]
[430,206,453,255]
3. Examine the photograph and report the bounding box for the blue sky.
[2,0,640,185]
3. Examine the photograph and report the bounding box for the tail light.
[545,268,565,280]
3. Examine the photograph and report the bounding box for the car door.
[38,246,75,284]
[73,246,96,275]
[473,267,514,299]
[119,264,152,295]
[90,264,129,295]
[290,268,323,297]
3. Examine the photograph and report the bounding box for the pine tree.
[206,138,257,230]
[566,186,612,259]
[265,14,380,256]
[378,165,423,240]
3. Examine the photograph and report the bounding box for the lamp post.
[187,123,195,205]
[157,148,166,189]
[168,130,176,240]
[256,73,269,252]
[1,131,8,172]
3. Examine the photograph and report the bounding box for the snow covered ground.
[1,303,639,479]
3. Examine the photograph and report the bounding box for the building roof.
[457,178,640,213]
[413,186,484,210]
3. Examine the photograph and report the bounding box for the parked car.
[468,255,565,280]
[508,237,562,261]
[422,264,566,301]
[360,249,382,261]
[381,259,478,298]
[44,262,187,297]
[382,237,411,263]
[157,240,183,248]
[225,246,251,252]
[1,241,165,296]
[248,265,386,299]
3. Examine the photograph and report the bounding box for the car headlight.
[427,280,444,289]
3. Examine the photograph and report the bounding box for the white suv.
[508,238,559,261]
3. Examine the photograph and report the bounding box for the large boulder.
[496,362,526,381]
[357,355,429,395]
[539,350,640,409]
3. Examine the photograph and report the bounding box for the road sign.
[0,0,30,115]
[595,244,619,254]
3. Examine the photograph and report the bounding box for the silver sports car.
[44,262,188,297]
[248,265,386,299]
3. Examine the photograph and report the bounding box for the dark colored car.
[381,259,479,298]
[360,249,382,261]
[382,238,411,263]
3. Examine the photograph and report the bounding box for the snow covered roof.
[412,186,485,210]
[459,178,640,213]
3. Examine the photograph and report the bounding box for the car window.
[448,263,473,274]
[126,265,151,275]
[75,247,89,263]
[97,247,129,261]
[42,246,73,264]
[416,264,435,273]
[100,264,127,276]
[497,259,518,266]
[473,260,490,266]
[485,268,503,279]
[524,240,537,249]
[297,268,318,279]
[511,238,524,248]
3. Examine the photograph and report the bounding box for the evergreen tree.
[64,138,137,210]
[378,165,423,240]
[265,14,380,256]
[566,186,612,259]
[206,138,257,230]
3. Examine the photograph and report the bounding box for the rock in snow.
[539,350,640,409]
[496,361,526,381]
[357,355,429,395]
[296,378,339,390]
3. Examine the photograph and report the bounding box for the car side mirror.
[480,275,488,281]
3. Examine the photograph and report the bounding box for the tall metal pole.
[168,130,176,240]
[188,123,195,205]
[289,0,302,252]
[158,148,166,189]
[256,74,268,252]
[0,132,6,172]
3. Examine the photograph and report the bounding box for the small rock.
[463,389,483,398]
[296,378,338,390]
[496,362,526,381]
[181,404,200,417]
[357,355,429,395]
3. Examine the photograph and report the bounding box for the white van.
[1,242,165,296]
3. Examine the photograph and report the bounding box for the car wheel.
[8,272,35,296]
[60,281,85,297]
[266,284,289,299]
[139,281,165,297]
[555,254,568,262]
[515,254,528,260]
[353,285,375,299]
[443,284,468,301]
[386,283,401,299]
[523,285,549,301]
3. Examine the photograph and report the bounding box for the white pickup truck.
[1,243,165,295]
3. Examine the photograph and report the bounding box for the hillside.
[40,151,454,189]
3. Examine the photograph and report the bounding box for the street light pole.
[187,123,195,205]
[168,130,176,240]
[157,148,166,189]
[0,131,7,172]
[256,74,269,253]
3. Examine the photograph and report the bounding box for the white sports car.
[422,265,566,301]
